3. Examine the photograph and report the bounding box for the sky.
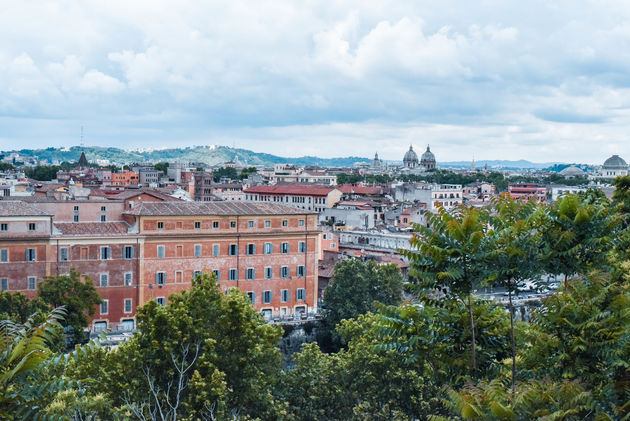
[2,0,630,164]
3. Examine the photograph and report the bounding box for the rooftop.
[0,200,52,216]
[124,201,316,216]
[244,184,336,196]
[108,189,179,201]
[54,222,131,236]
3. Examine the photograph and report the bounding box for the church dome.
[420,145,436,170]
[403,146,418,164]
[559,165,585,177]
[602,154,627,169]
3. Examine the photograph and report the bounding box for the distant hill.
[2,145,371,167]
[439,160,564,170]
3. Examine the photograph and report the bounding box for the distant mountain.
[438,160,564,170]
[2,145,371,167]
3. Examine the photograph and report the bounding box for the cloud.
[1,1,630,163]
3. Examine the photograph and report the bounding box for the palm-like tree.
[403,204,490,372]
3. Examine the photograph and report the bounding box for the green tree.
[212,166,238,181]
[403,205,490,372]
[239,166,258,179]
[320,259,404,351]
[0,291,50,323]
[23,165,60,181]
[0,307,71,420]
[68,274,285,419]
[38,268,102,346]
[540,194,615,285]
[486,196,543,396]
[154,161,169,174]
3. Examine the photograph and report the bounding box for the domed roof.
[603,154,627,169]
[403,146,418,163]
[421,145,436,163]
[559,165,585,176]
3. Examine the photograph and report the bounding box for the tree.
[320,259,404,351]
[540,194,615,285]
[0,307,70,419]
[212,166,238,181]
[238,166,257,179]
[68,274,285,420]
[38,269,102,346]
[0,291,50,323]
[486,196,543,396]
[403,205,490,372]
[154,162,169,174]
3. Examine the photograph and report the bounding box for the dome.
[602,154,627,169]
[403,146,418,164]
[559,165,585,177]
[421,145,435,163]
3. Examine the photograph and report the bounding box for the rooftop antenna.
[80,126,84,148]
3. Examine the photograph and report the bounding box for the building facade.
[0,200,319,331]
[244,185,342,213]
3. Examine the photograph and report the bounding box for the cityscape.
[2,1,630,420]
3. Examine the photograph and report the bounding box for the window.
[247,292,255,304]
[156,297,166,306]
[248,220,254,228]
[100,247,110,260]
[26,249,36,262]
[28,277,36,290]
[0,223,7,231]
[100,273,109,287]
[299,241,306,253]
[195,221,201,229]
[323,234,327,240]
[281,289,289,303]
[229,269,238,281]
[194,244,202,257]
[282,219,288,227]
[296,288,306,301]
[100,300,108,315]
[1,278,7,291]
[263,290,272,304]
[28,223,36,231]
[212,270,220,281]
[157,245,165,258]
[73,214,79,222]
[123,246,134,259]
[73,205,79,211]
[330,242,336,248]
[230,221,236,228]
[100,215,107,222]
[246,244,256,255]
[124,272,133,286]
[264,243,273,254]
[156,272,166,285]
[265,267,273,279]
[213,244,220,256]
[157,222,164,230]
[280,266,289,278]
[101,206,106,212]
[297,265,306,277]
[175,271,183,282]
[229,244,238,256]
[299,219,304,226]
[265,220,270,227]
[93,321,107,332]
[193,270,202,279]
[124,299,132,313]
[213,221,219,228]
[281,242,290,254]
[246,268,255,280]
[0,249,8,262]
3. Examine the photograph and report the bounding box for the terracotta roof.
[0,201,51,216]
[337,184,384,195]
[124,201,316,216]
[244,184,336,196]
[54,222,130,236]
[109,189,179,201]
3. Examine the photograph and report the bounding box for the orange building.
[508,183,547,203]
[0,200,319,332]
[110,170,139,188]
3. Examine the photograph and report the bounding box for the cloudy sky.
[2,0,630,163]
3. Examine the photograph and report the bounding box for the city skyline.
[3,1,630,162]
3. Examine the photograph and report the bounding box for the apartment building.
[0,200,319,331]
[244,184,342,213]
[508,183,547,203]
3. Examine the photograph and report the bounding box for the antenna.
[80,126,84,148]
